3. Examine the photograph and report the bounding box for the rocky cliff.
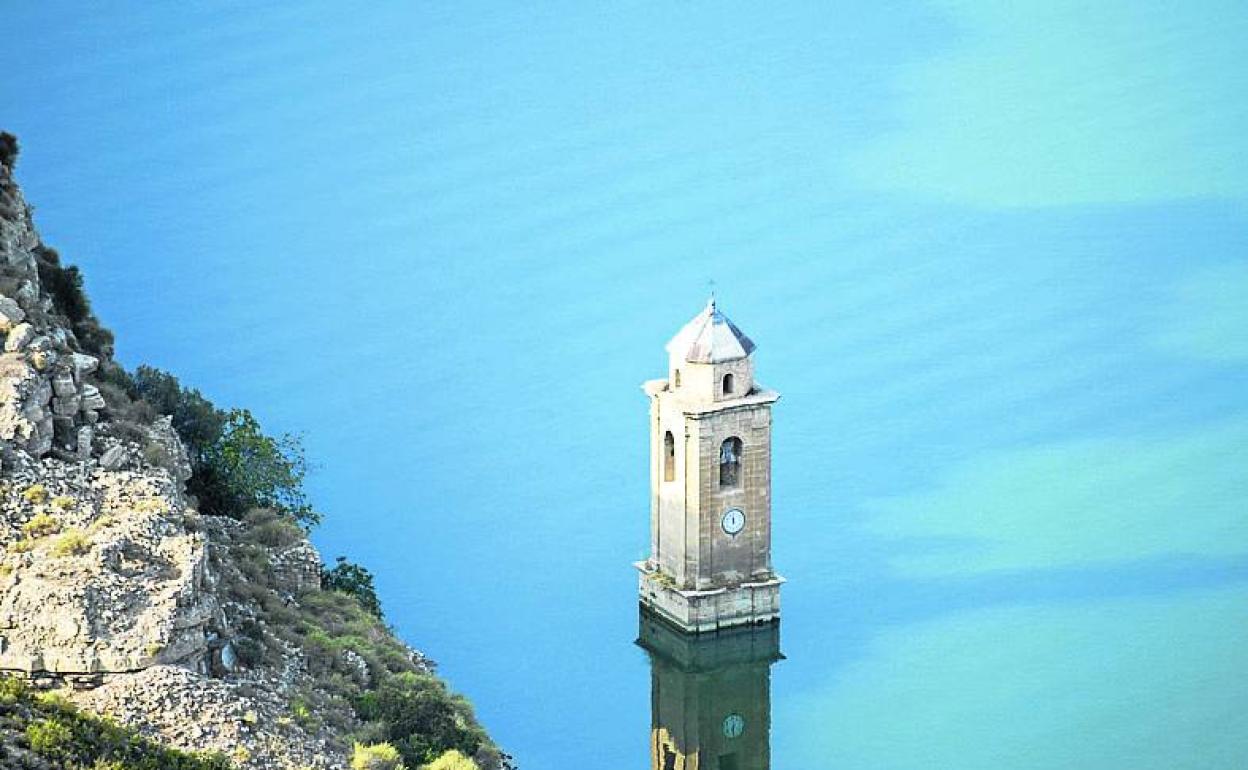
[0,136,503,770]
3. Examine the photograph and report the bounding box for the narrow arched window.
[674,369,681,387]
[719,437,742,487]
[663,431,675,482]
[722,373,734,395]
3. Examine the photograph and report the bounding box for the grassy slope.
[0,676,233,770]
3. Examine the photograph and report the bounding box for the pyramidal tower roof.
[665,298,757,363]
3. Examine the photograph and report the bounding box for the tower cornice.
[677,387,779,416]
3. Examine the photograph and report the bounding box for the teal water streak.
[782,586,1248,769]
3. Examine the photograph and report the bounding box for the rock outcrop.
[0,168,104,461]
[0,138,504,769]
[0,452,212,673]
[0,137,354,769]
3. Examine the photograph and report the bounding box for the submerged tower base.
[637,606,783,770]
[636,563,784,633]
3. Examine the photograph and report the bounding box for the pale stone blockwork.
[638,300,784,633]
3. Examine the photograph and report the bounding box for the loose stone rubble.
[76,665,342,769]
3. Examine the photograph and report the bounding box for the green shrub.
[356,671,491,768]
[133,496,170,514]
[22,483,48,504]
[291,697,315,727]
[38,251,89,323]
[322,556,383,618]
[426,750,480,770]
[0,132,17,168]
[34,690,73,709]
[22,511,61,537]
[244,508,304,548]
[95,361,156,426]
[33,245,116,359]
[131,366,222,454]
[26,717,74,756]
[52,528,92,557]
[51,495,76,510]
[142,441,173,468]
[352,741,406,770]
[73,317,116,359]
[88,514,117,532]
[0,674,26,703]
[234,635,265,668]
[96,359,137,396]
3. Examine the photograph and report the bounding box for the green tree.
[131,365,226,459]
[199,408,318,526]
[131,368,316,525]
[322,556,383,618]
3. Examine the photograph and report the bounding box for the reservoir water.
[333,241,1247,769]
[3,3,1247,767]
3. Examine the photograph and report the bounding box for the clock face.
[721,507,746,536]
[723,713,746,739]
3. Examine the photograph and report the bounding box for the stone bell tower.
[637,299,783,633]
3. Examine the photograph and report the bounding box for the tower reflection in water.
[637,609,783,770]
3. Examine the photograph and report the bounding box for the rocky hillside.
[0,134,505,770]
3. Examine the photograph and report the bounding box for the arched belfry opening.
[719,437,742,488]
[663,431,675,482]
[722,372,735,395]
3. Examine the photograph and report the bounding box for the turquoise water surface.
[3,2,1247,767]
